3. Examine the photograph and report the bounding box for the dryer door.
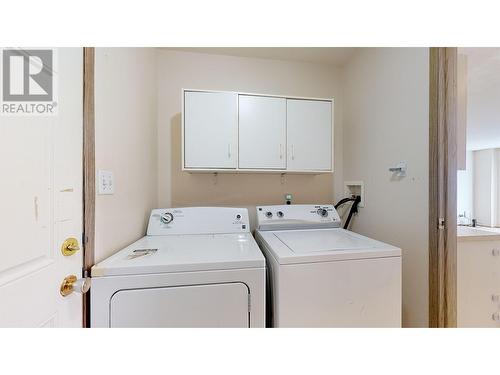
[110,282,249,327]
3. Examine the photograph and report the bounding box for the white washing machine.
[91,207,265,327]
[255,204,402,327]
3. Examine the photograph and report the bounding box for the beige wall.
[156,49,345,226]
[94,48,431,327]
[343,48,430,327]
[94,48,158,262]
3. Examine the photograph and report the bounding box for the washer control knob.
[265,211,273,219]
[161,212,174,224]
[277,211,284,218]
[317,208,328,217]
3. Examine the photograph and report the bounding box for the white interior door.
[0,48,84,327]
[287,99,332,171]
[238,95,286,169]
[184,91,238,169]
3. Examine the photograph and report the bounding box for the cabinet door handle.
[279,144,283,159]
[291,145,295,160]
[228,144,231,159]
[492,249,499,256]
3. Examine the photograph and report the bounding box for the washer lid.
[91,233,265,277]
[276,230,383,253]
[258,228,401,264]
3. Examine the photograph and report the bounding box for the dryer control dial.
[265,211,273,219]
[160,212,174,224]
[317,208,329,218]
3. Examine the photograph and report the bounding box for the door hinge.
[248,294,251,312]
[438,218,446,230]
[82,232,86,246]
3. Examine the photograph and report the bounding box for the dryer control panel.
[256,204,341,231]
[147,207,250,235]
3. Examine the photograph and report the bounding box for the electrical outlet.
[98,170,114,195]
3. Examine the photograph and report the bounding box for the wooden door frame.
[428,47,458,328]
[82,47,95,328]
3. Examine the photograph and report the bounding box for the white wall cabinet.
[183,90,333,173]
[287,99,332,171]
[183,91,238,169]
[238,95,286,169]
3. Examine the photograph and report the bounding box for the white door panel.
[0,48,83,327]
[238,95,286,169]
[110,283,249,328]
[184,91,238,169]
[0,121,52,277]
[287,99,332,171]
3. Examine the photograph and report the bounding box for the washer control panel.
[147,207,249,235]
[256,204,341,231]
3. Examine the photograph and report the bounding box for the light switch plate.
[98,170,114,195]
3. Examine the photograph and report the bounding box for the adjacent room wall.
[457,151,474,223]
[94,48,158,262]
[474,148,500,227]
[343,48,430,327]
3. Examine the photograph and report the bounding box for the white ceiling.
[163,47,357,67]
[460,48,500,150]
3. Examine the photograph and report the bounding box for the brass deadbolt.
[61,237,80,256]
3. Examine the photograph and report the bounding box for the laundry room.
[3,4,498,375]
[89,47,429,328]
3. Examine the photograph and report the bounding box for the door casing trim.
[428,47,458,328]
[83,47,95,328]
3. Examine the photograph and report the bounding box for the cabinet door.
[184,91,238,169]
[287,99,332,171]
[458,240,500,327]
[239,95,286,169]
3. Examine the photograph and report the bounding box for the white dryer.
[255,204,402,327]
[91,207,265,327]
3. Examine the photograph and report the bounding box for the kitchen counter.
[457,226,500,241]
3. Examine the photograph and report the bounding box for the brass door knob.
[60,275,91,297]
[61,237,80,256]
